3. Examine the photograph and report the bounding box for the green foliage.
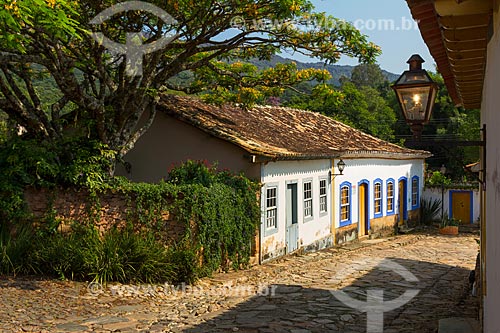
[0,0,81,52]
[82,227,176,284]
[287,65,397,142]
[0,222,36,275]
[114,161,259,281]
[0,137,116,223]
[0,156,260,284]
[2,222,176,283]
[168,160,261,273]
[440,217,461,228]
[426,171,452,187]
[1,0,380,166]
[419,197,442,225]
[350,63,387,90]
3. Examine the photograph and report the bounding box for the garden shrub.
[0,150,261,284]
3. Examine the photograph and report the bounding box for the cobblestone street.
[0,232,479,333]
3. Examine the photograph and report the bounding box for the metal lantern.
[337,159,346,175]
[392,55,438,138]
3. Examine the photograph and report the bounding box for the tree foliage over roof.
[0,0,380,165]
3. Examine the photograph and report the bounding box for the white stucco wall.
[482,3,500,331]
[333,158,425,228]
[422,187,480,223]
[260,159,332,260]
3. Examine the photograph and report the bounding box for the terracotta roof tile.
[158,94,430,160]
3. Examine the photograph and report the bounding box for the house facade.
[333,158,424,245]
[405,0,499,330]
[118,95,430,263]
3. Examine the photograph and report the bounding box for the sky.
[285,0,435,74]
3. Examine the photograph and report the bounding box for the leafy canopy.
[0,0,380,164]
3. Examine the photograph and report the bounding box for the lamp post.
[392,55,438,139]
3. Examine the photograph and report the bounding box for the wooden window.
[412,177,419,208]
[387,181,394,213]
[374,181,382,216]
[304,181,313,218]
[319,179,327,213]
[266,187,277,229]
[340,185,350,222]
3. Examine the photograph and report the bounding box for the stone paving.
[0,231,479,333]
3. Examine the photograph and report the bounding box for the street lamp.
[392,55,438,138]
[329,159,346,179]
[337,159,346,175]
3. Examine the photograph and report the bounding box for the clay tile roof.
[158,94,431,160]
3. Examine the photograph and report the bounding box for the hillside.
[247,55,399,86]
[27,56,398,105]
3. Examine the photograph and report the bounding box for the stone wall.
[24,187,261,263]
[24,187,187,243]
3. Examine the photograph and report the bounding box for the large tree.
[0,0,380,168]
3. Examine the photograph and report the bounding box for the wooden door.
[398,180,406,226]
[286,183,299,253]
[359,183,369,236]
[451,191,472,224]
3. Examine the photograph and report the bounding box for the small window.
[319,179,327,213]
[387,181,394,213]
[304,181,313,218]
[374,182,382,216]
[266,187,277,230]
[412,177,419,208]
[340,185,350,222]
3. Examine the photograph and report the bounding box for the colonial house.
[404,0,499,330]
[117,94,430,262]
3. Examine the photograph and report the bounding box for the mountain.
[247,55,399,86]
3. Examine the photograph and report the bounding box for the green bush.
[167,245,201,284]
[0,222,36,275]
[0,152,261,284]
[84,228,176,284]
[0,219,178,284]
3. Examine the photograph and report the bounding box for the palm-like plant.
[420,197,442,225]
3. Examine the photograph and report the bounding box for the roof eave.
[406,0,492,109]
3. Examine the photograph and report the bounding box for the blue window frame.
[411,176,420,209]
[386,178,395,215]
[339,181,352,227]
[373,178,383,218]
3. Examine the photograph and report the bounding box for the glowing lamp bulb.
[413,94,421,104]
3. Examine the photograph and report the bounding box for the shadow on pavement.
[184,257,478,333]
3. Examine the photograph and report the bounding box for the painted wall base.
[261,247,286,263]
[302,235,334,253]
[335,224,359,245]
[370,215,397,238]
